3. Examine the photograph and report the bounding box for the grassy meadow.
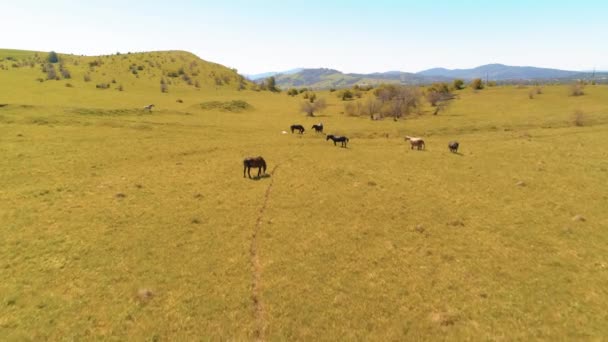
[1,50,608,340]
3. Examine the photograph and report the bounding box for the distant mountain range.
[256,64,606,89]
[245,68,303,80]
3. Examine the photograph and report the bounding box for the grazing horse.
[405,136,425,150]
[290,124,305,134]
[143,104,155,112]
[311,123,324,133]
[326,134,349,148]
[448,141,459,153]
[243,156,267,178]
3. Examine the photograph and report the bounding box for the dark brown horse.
[326,134,349,147]
[448,141,459,153]
[311,123,323,133]
[290,124,305,134]
[243,156,267,178]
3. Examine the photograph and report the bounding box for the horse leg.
[248,167,252,178]
[244,165,247,178]
[257,166,262,178]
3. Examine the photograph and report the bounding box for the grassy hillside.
[0,49,250,108]
[1,50,608,340]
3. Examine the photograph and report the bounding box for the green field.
[1,50,608,340]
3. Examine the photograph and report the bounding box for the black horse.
[326,134,349,148]
[311,123,324,133]
[448,141,459,153]
[243,156,267,178]
[290,124,305,134]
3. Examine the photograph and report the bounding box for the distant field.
[1,50,608,340]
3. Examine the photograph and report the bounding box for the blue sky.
[2,1,607,74]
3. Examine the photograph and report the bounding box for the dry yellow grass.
[1,49,608,340]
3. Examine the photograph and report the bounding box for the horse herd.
[290,123,350,148]
[244,123,460,179]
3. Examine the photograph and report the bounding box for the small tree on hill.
[264,76,279,92]
[47,51,59,63]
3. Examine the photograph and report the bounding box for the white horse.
[143,104,155,112]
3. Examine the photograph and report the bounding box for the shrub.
[84,74,91,82]
[300,98,327,116]
[453,79,464,90]
[573,110,586,126]
[117,84,124,91]
[340,89,354,100]
[96,83,110,89]
[570,83,585,96]
[46,65,57,80]
[199,100,252,112]
[160,78,169,93]
[60,68,71,79]
[470,78,484,90]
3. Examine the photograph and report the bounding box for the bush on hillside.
[453,79,465,90]
[339,89,354,100]
[470,78,484,90]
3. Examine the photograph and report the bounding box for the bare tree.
[362,98,382,119]
[301,98,327,117]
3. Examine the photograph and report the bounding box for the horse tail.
[261,158,267,173]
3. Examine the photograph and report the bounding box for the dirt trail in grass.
[250,164,279,341]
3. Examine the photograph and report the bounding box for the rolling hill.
[267,64,605,89]
[417,63,580,80]
[0,49,252,98]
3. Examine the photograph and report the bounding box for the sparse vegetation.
[2,48,608,341]
[199,100,252,112]
[300,97,327,116]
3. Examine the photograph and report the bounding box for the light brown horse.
[243,156,267,178]
[405,136,425,150]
